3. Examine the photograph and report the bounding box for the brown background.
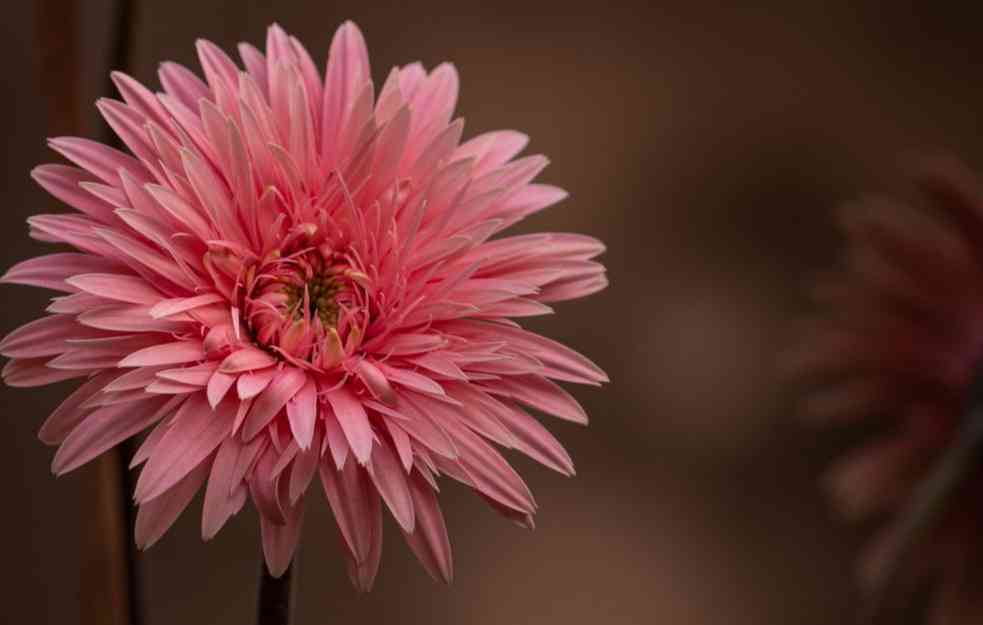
[4,1,982,623]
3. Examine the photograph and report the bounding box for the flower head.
[2,22,608,586]
[785,157,983,621]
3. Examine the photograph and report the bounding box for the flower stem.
[257,558,296,625]
[105,0,143,622]
[37,0,140,623]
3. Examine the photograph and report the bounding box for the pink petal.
[237,42,268,92]
[182,148,246,244]
[158,61,210,110]
[129,408,179,468]
[31,164,117,223]
[47,292,109,314]
[96,99,162,179]
[428,385,515,448]
[454,129,528,174]
[2,253,125,292]
[47,136,148,185]
[286,377,317,449]
[288,36,322,122]
[365,106,410,200]
[195,39,239,110]
[0,315,99,359]
[119,339,204,367]
[323,414,350,470]
[454,320,607,384]
[354,358,396,405]
[242,368,308,440]
[236,367,276,400]
[95,227,196,290]
[493,183,569,227]
[219,346,277,373]
[250,446,287,523]
[409,352,467,380]
[110,71,172,130]
[207,370,236,409]
[385,419,414,472]
[376,332,446,356]
[52,396,172,474]
[81,387,149,409]
[407,118,464,183]
[3,358,89,387]
[157,95,216,165]
[79,179,127,207]
[134,392,234,502]
[144,183,215,242]
[367,439,415,532]
[260,499,305,577]
[135,459,209,549]
[27,214,117,258]
[271,441,301,479]
[325,387,374,465]
[202,437,246,540]
[345,499,382,592]
[377,362,445,396]
[440,417,535,514]
[406,63,459,147]
[149,293,225,318]
[144,380,201,395]
[67,273,161,305]
[320,21,371,171]
[380,398,458,459]
[485,374,589,424]
[79,304,188,333]
[495,401,574,476]
[230,434,267,490]
[475,298,553,318]
[48,334,161,370]
[402,470,453,583]
[38,371,121,445]
[319,457,379,565]
[289,433,320,504]
[477,492,535,530]
[103,366,167,392]
[156,362,219,387]
[113,209,204,283]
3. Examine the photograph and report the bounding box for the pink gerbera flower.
[3,21,607,586]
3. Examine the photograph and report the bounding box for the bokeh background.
[5,1,983,623]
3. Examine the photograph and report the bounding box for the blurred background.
[5,1,983,623]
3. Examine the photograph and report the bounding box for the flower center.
[282,271,342,327]
[242,246,370,368]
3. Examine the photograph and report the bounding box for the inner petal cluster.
[243,243,370,368]
[283,268,342,326]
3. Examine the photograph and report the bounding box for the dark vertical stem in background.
[36,0,79,132]
[36,1,142,624]
[103,1,144,623]
[257,560,296,625]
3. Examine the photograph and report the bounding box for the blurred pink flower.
[785,157,983,621]
[2,22,608,586]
